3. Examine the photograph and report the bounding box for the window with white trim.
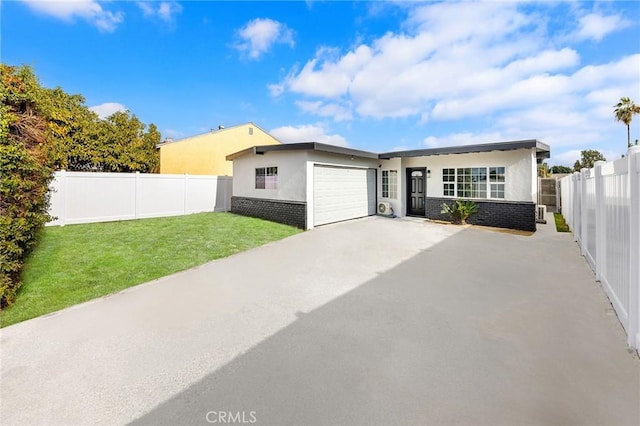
[457,167,487,198]
[442,167,505,199]
[490,167,505,198]
[382,170,398,199]
[443,168,455,196]
[255,167,277,189]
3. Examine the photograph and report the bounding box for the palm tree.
[614,97,640,148]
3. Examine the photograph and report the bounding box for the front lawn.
[1,213,301,327]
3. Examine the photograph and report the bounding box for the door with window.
[407,168,426,216]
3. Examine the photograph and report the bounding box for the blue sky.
[3,1,639,166]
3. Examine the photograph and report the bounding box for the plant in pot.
[441,200,478,225]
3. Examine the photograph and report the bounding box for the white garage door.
[313,165,376,226]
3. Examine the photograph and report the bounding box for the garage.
[313,165,376,226]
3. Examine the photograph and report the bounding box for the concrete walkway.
[1,215,639,425]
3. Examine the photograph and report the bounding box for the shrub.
[0,64,53,307]
[441,199,478,225]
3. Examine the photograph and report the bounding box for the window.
[255,167,277,189]
[489,167,505,198]
[457,167,487,198]
[443,168,455,196]
[382,170,398,199]
[442,167,505,199]
[248,127,253,135]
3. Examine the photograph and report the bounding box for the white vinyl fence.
[560,146,640,350]
[48,171,232,226]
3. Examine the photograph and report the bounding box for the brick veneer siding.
[425,197,536,232]
[231,196,307,229]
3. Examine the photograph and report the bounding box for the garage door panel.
[313,165,375,226]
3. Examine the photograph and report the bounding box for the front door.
[407,168,426,216]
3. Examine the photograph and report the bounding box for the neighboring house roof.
[156,122,280,149]
[226,142,379,161]
[227,139,551,161]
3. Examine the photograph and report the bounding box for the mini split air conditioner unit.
[536,204,547,224]
[378,201,393,216]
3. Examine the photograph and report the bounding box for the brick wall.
[425,197,536,232]
[231,197,306,229]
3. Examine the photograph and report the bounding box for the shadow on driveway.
[132,225,640,426]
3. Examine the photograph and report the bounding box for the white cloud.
[268,2,639,162]
[233,18,294,60]
[572,12,630,42]
[296,100,353,122]
[270,124,349,147]
[272,2,558,120]
[20,0,123,32]
[137,1,182,24]
[423,132,507,148]
[552,150,582,167]
[268,83,285,97]
[89,102,126,119]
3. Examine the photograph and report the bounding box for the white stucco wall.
[391,148,536,217]
[378,157,403,216]
[232,150,308,202]
[232,147,537,222]
[232,149,379,230]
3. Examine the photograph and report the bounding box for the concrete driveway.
[1,216,639,425]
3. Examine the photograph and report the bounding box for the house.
[157,122,281,176]
[226,140,550,232]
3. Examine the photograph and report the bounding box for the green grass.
[553,212,571,232]
[1,213,301,327]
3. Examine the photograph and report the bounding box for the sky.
[3,0,639,166]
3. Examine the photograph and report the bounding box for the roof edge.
[227,139,551,161]
[379,139,550,159]
[226,142,379,160]
[157,122,281,148]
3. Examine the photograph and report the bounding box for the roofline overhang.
[227,139,551,162]
[226,142,379,161]
[379,139,550,159]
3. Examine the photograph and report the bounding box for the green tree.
[614,97,640,148]
[94,111,160,172]
[41,92,160,173]
[550,165,573,174]
[573,150,606,171]
[42,88,100,171]
[0,65,54,307]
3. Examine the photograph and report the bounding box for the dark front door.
[407,168,426,216]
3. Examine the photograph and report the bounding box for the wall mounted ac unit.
[378,201,392,216]
[536,204,547,224]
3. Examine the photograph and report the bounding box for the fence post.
[213,176,221,212]
[628,146,640,350]
[58,170,67,226]
[580,168,589,254]
[183,173,189,215]
[134,171,140,219]
[556,178,561,214]
[572,172,580,242]
[594,161,605,281]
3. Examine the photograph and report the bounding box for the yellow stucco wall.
[159,123,280,176]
